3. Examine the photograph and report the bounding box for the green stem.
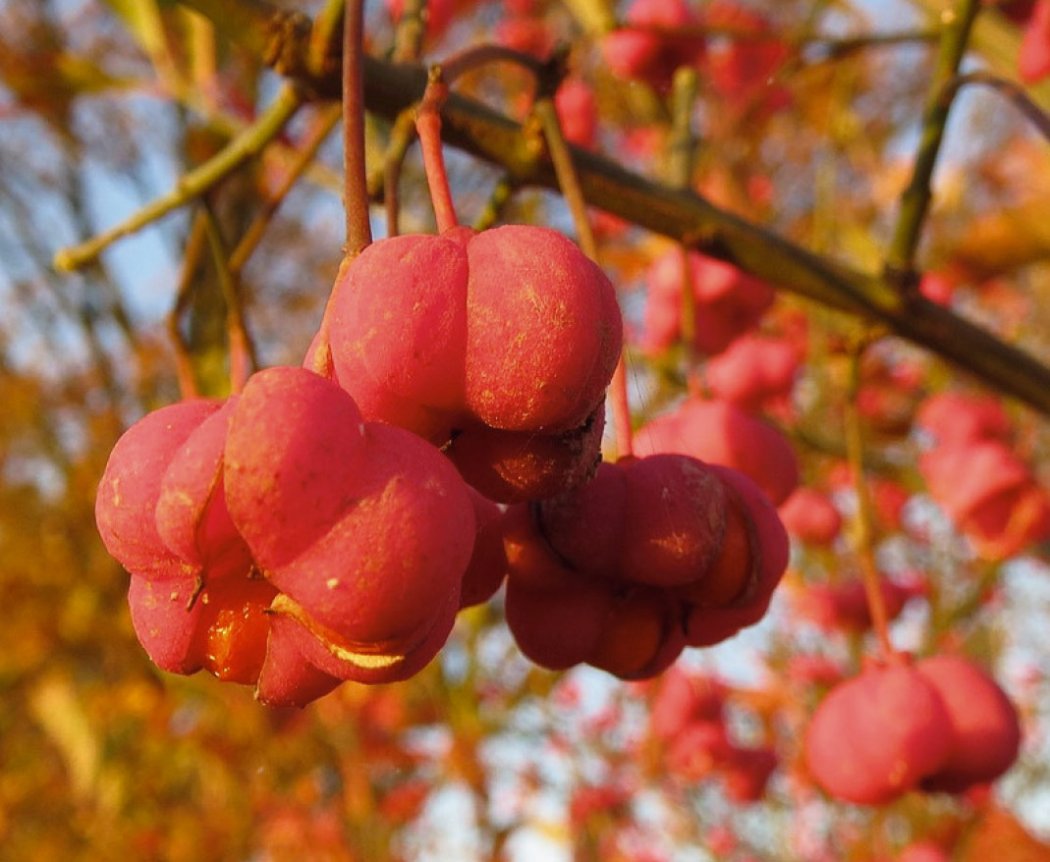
[54,84,302,272]
[885,0,981,275]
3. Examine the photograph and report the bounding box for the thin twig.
[54,84,302,273]
[885,0,982,275]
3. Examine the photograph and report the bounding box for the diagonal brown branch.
[174,0,1050,417]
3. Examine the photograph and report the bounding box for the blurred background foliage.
[2,0,1050,860]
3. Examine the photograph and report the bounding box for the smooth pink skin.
[330,233,468,414]
[915,391,1012,447]
[916,655,1022,793]
[464,225,622,432]
[458,488,508,609]
[255,623,341,708]
[635,397,799,505]
[778,487,842,546]
[618,455,728,587]
[920,439,1032,524]
[534,460,629,577]
[649,667,725,741]
[684,465,789,647]
[224,366,368,571]
[128,575,206,673]
[504,577,613,671]
[804,664,955,805]
[706,334,799,410]
[267,421,475,648]
[271,587,461,685]
[155,398,252,583]
[1020,0,1050,83]
[96,399,223,580]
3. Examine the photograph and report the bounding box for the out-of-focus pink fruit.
[920,439,1050,559]
[649,667,725,740]
[640,248,776,357]
[665,720,733,779]
[705,333,800,410]
[778,487,841,546]
[793,576,916,633]
[804,660,955,804]
[915,392,1012,447]
[915,655,1022,793]
[600,0,705,92]
[635,397,799,505]
[721,745,778,802]
[555,78,598,148]
[1020,0,1050,83]
[702,1,791,114]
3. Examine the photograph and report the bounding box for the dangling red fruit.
[325,225,622,503]
[223,366,476,684]
[915,655,1022,793]
[804,660,955,804]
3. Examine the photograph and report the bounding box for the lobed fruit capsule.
[324,225,623,502]
[503,453,788,678]
[804,654,1022,804]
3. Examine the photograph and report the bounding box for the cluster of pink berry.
[96,221,793,705]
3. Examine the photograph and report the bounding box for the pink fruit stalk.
[635,397,799,505]
[224,366,477,684]
[641,247,776,357]
[325,225,623,502]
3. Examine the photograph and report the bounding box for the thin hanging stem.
[342,0,372,255]
[416,68,459,233]
[532,89,633,457]
[845,334,895,660]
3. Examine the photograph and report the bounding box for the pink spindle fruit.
[326,225,622,502]
[223,366,477,684]
[504,454,788,677]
